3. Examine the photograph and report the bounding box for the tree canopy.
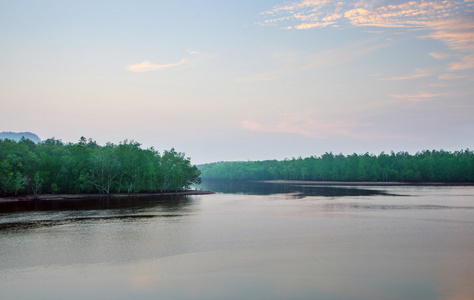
[0,137,201,197]
[199,150,474,182]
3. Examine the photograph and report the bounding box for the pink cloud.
[429,52,449,59]
[261,0,474,52]
[241,120,264,131]
[438,73,470,80]
[379,68,430,81]
[390,91,447,102]
[241,113,371,139]
[449,54,474,70]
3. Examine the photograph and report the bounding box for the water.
[1,182,474,299]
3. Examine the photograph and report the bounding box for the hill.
[0,131,41,143]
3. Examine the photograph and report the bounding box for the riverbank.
[0,190,214,204]
[264,180,474,186]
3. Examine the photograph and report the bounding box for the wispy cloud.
[241,105,384,139]
[303,38,390,69]
[241,113,413,140]
[237,38,389,81]
[236,51,298,82]
[429,52,450,59]
[424,16,474,52]
[241,120,264,131]
[186,49,201,55]
[438,73,471,80]
[127,59,186,72]
[261,1,474,53]
[127,50,210,72]
[379,68,430,81]
[389,91,447,102]
[449,54,474,70]
[241,116,369,138]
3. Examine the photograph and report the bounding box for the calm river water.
[1,181,474,300]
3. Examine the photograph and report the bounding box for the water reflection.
[1,186,474,299]
[0,194,193,213]
[0,195,197,232]
[199,179,396,197]
[0,214,184,231]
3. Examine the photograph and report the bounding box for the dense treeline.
[0,137,201,197]
[199,150,474,182]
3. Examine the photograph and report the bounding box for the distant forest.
[199,150,474,182]
[0,137,201,197]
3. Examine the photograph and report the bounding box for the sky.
[1,0,473,164]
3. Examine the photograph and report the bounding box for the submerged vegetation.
[199,150,474,182]
[0,137,201,197]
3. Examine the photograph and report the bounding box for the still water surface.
[1,182,474,299]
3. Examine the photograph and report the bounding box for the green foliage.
[199,150,474,182]
[159,148,201,191]
[0,137,201,196]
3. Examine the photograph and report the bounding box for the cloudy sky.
[1,0,473,164]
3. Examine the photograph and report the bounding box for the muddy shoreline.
[0,190,214,204]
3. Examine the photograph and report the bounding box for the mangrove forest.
[0,137,201,197]
[199,150,474,182]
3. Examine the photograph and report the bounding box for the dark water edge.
[199,179,402,197]
[0,193,204,214]
[0,190,212,202]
